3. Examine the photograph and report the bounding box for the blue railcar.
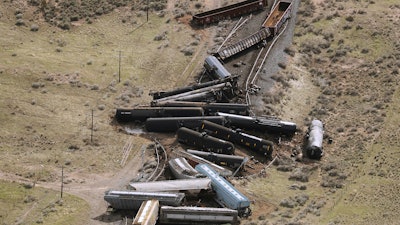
[195,164,251,217]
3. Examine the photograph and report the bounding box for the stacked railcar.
[195,164,251,217]
[159,206,239,224]
[132,200,159,225]
[115,107,204,122]
[177,127,235,155]
[217,112,297,135]
[145,116,226,132]
[199,120,274,157]
[192,0,268,25]
[306,119,324,159]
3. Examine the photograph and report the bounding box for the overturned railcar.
[217,112,297,135]
[168,157,205,179]
[104,190,185,210]
[204,55,232,80]
[132,200,159,225]
[306,119,324,159]
[177,127,235,155]
[192,0,268,25]
[153,101,250,116]
[199,120,273,158]
[115,107,204,122]
[159,206,239,225]
[171,149,233,177]
[195,164,251,217]
[150,77,236,100]
[145,116,226,132]
[187,149,246,169]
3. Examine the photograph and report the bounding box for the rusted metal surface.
[262,0,293,36]
[192,0,267,25]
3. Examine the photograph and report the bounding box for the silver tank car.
[306,119,324,159]
[204,55,231,80]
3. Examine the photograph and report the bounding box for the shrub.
[30,24,39,31]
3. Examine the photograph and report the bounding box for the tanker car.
[198,120,273,157]
[177,127,235,155]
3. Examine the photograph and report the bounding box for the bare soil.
[1,0,400,224]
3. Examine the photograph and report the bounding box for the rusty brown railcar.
[192,0,268,25]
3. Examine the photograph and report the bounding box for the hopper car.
[195,164,251,217]
[192,0,268,25]
[115,107,204,122]
[305,119,324,159]
[187,149,246,169]
[217,28,271,60]
[159,206,239,225]
[199,120,273,157]
[177,127,235,155]
[145,116,226,132]
[132,200,159,225]
[217,112,297,135]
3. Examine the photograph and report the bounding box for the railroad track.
[245,21,289,109]
[146,138,168,182]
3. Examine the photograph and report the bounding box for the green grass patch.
[0,180,89,225]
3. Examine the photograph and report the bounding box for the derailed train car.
[132,200,159,225]
[154,101,250,116]
[262,0,293,36]
[195,164,251,217]
[198,120,273,158]
[145,116,226,132]
[187,149,246,169]
[177,127,235,155]
[217,112,297,135]
[115,107,204,122]
[204,55,232,80]
[305,119,324,159]
[104,190,185,210]
[168,157,205,179]
[192,0,268,25]
[159,206,239,225]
